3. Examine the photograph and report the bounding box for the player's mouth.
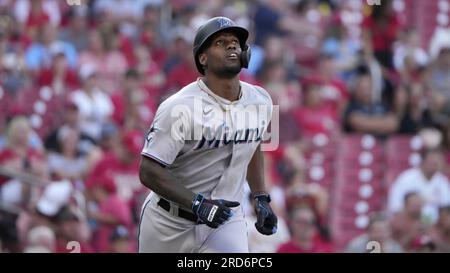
[226,53,238,60]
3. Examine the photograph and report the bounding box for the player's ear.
[199,53,207,66]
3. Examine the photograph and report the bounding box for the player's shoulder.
[241,81,273,105]
[158,82,199,111]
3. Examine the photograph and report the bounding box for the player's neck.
[202,75,241,102]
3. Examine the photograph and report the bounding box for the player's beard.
[213,63,241,79]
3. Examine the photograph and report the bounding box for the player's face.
[202,32,242,78]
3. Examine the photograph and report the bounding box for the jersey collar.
[196,78,245,107]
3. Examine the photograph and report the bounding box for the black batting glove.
[253,192,277,235]
[192,193,240,228]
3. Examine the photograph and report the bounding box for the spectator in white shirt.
[388,148,450,224]
[70,64,114,141]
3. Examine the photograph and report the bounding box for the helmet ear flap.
[241,44,251,69]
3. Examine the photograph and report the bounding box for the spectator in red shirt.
[85,130,144,208]
[138,21,167,69]
[277,205,333,253]
[294,78,339,139]
[54,206,94,253]
[25,0,50,38]
[86,173,132,252]
[362,0,404,70]
[259,60,301,114]
[111,69,156,131]
[37,52,79,94]
[133,43,165,99]
[165,40,199,97]
[314,54,349,112]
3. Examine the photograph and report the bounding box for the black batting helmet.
[193,17,251,75]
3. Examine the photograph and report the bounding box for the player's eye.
[215,40,223,46]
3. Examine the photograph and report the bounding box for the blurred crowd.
[1,0,450,253]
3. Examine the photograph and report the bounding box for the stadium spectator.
[13,0,61,31]
[395,83,433,134]
[86,173,132,252]
[54,206,93,253]
[109,225,133,253]
[390,192,427,251]
[311,53,349,114]
[427,205,450,252]
[69,64,114,141]
[165,39,198,97]
[346,212,403,253]
[293,78,339,139]
[344,71,398,136]
[47,126,88,182]
[427,47,450,104]
[134,43,165,98]
[44,100,97,156]
[321,15,360,81]
[111,69,156,131]
[388,148,450,224]
[277,205,333,253]
[78,29,129,93]
[25,24,78,73]
[253,0,290,47]
[393,29,428,84]
[23,225,55,253]
[59,7,89,52]
[85,130,144,206]
[97,122,119,153]
[361,0,404,70]
[36,52,79,94]
[0,116,45,188]
[443,122,450,167]
[259,60,300,113]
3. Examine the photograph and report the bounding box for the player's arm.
[247,144,277,235]
[139,102,239,228]
[139,156,196,208]
[246,144,266,194]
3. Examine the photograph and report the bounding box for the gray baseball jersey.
[138,78,272,252]
[141,78,272,204]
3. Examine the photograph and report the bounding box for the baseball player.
[138,17,277,253]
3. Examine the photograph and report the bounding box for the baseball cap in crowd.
[122,130,144,154]
[79,64,97,82]
[86,173,117,194]
[36,180,73,217]
[109,225,130,242]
